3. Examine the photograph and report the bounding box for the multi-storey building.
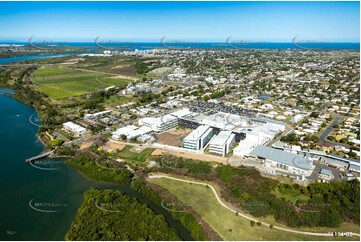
[183,125,213,150]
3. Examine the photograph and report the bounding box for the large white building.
[233,121,285,157]
[84,110,111,119]
[183,125,213,150]
[138,114,178,133]
[249,145,313,175]
[170,108,194,119]
[202,112,248,130]
[233,133,259,157]
[63,122,87,136]
[208,131,235,156]
[112,125,152,140]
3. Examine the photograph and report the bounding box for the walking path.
[148,174,360,238]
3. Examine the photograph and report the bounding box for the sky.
[0,1,359,42]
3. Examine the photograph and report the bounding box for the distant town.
[34,47,359,185]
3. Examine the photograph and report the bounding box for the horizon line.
[0,40,360,44]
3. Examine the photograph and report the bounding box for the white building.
[112,125,152,140]
[84,110,111,119]
[202,112,248,130]
[233,133,259,157]
[170,108,193,119]
[138,114,178,133]
[292,114,305,123]
[249,145,312,175]
[63,122,87,136]
[208,131,235,156]
[183,125,213,150]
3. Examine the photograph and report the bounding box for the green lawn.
[115,145,155,162]
[151,178,359,241]
[103,95,136,107]
[32,66,131,99]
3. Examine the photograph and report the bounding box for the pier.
[25,151,53,163]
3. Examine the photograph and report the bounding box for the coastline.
[0,88,197,240]
[4,87,50,147]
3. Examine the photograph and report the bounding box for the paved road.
[53,131,70,142]
[317,104,328,112]
[306,162,342,181]
[149,174,360,238]
[268,126,294,146]
[319,115,343,142]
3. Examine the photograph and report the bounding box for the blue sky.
[0,1,359,42]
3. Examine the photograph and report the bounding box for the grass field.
[114,145,155,162]
[271,188,309,203]
[32,65,132,99]
[150,178,359,241]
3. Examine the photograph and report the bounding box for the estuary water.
[0,88,192,241]
[0,54,70,65]
[0,52,192,240]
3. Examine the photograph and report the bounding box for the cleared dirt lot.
[80,141,93,150]
[106,141,126,151]
[157,128,192,147]
[151,148,228,164]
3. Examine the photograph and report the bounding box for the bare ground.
[151,149,228,164]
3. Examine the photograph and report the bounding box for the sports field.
[32,65,132,99]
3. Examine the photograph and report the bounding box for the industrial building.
[138,114,178,133]
[349,164,360,173]
[183,125,213,150]
[249,145,312,175]
[272,141,360,174]
[63,122,87,136]
[208,131,235,156]
[319,169,333,179]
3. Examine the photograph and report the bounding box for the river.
[0,55,192,241]
[0,54,71,65]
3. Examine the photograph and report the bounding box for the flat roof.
[250,145,312,171]
[307,149,327,156]
[249,117,286,126]
[184,125,211,141]
[89,110,111,116]
[326,159,349,168]
[328,154,360,164]
[272,141,287,149]
[349,164,360,171]
[234,134,259,156]
[112,125,152,138]
[320,169,332,176]
[202,112,247,130]
[140,114,177,125]
[209,131,234,146]
[63,121,86,132]
[170,108,193,118]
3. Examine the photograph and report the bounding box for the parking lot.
[190,101,254,117]
[306,161,342,181]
